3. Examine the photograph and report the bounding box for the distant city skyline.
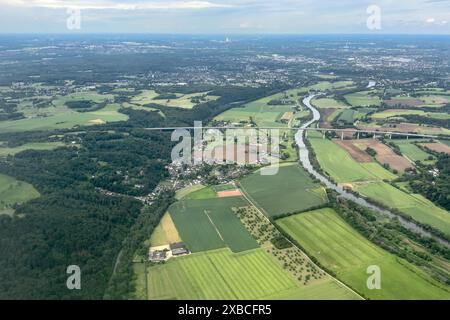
[0,0,449,34]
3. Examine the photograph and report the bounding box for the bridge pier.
[357,132,360,140]
[323,131,326,139]
[341,131,344,140]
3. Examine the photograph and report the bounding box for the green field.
[372,109,450,120]
[311,97,349,109]
[308,132,396,183]
[335,108,376,124]
[213,86,317,128]
[132,262,147,300]
[0,142,66,157]
[239,163,328,218]
[131,90,218,109]
[389,140,433,162]
[169,197,258,253]
[214,94,296,128]
[0,173,40,215]
[344,91,381,107]
[0,104,128,133]
[355,182,450,235]
[146,248,359,300]
[307,81,354,91]
[277,208,450,299]
[183,186,217,200]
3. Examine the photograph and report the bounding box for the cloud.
[0,0,233,10]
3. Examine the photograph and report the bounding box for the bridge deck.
[144,126,444,139]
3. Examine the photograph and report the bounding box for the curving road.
[295,95,448,246]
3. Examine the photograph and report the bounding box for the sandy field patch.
[334,140,372,163]
[161,213,182,244]
[354,139,412,172]
[420,142,450,154]
[385,99,423,107]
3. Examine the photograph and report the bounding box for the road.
[295,94,449,247]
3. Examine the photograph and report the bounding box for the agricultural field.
[0,173,40,216]
[146,248,359,300]
[357,121,450,135]
[371,109,450,120]
[389,140,433,162]
[149,212,182,247]
[175,184,206,200]
[0,103,128,133]
[0,142,66,157]
[277,208,450,299]
[169,197,258,253]
[344,91,381,107]
[183,186,217,200]
[130,89,219,109]
[419,142,450,154]
[385,95,450,108]
[308,131,397,183]
[307,81,354,91]
[335,108,376,124]
[239,163,328,218]
[214,93,297,128]
[355,182,450,235]
[353,139,412,172]
[311,97,349,109]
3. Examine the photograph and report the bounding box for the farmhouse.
[170,242,190,256]
[149,249,168,262]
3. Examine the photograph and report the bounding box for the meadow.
[169,197,258,253]
[277,208,450,299]
[146,248,359,300]
[307,81,354,91]
[308,132,396,183]
[371,109,450,120]
[355,182,450,235]
[130,89,218,109]
[311,97,349,109]
[389,140,433,162]
[335,108,376,124]
[0,173,40,216]
[0,142,66,157]
[344,91,381,107]
[0,104,128,133]
[239,163,328,218]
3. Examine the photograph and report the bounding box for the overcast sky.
[0,0,449,34]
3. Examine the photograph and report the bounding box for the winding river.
[295,95,448,246]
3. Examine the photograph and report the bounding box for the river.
[295,95,448,246]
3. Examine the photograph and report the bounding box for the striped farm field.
[147,248,360,300]
[277,208,450,299]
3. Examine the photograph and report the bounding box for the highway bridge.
[144,126,445,140]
